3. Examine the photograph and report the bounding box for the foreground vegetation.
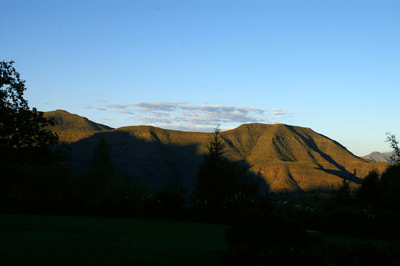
[2,60,400,265]
[2,128,400,265]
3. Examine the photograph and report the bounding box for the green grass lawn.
[1,213,399,266]
[0,214,231,266]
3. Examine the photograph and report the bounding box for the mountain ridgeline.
[362,151,396,164]
[43,109,114,143]
[45,110,389,195]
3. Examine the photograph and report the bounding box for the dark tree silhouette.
[193,125,261,207]
[0,60,67,166]
[90,135,114,169]
[73,136,117,200]
[72,135,149,217]
[386,132,400,165]
[0,61,73,214]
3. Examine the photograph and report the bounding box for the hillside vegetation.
[44,110,389,195]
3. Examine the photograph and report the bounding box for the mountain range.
[43,109,390,195]
[362,151,396,163]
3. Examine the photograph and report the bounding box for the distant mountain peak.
[363,151,396,163]
[43,110,113,143]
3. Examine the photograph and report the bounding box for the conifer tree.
[78,135,117,193]
[193,125,261,207]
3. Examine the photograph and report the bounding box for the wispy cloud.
[271,109,293,116]
[100,101,293,132]
[145,123,235,132]
[106,104,128,109]
[128,101,189,112]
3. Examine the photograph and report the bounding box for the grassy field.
[0,214,231,266]
[1,213,399,266]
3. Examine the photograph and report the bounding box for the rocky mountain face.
[44,110,390,195]
[362,151,396,164]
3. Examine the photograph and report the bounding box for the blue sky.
[2,0,399,156]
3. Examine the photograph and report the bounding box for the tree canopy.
[386,132,400,165]
[0,60,67,166]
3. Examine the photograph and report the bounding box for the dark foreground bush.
[188,192,274,225]
[222,238,400,266]
[142,183,188,221]
[0,162,73,215]
[325,205,374,237]
[223,211,312,263]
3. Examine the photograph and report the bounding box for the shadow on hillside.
[54,130,270,198]
[286,126,363,185]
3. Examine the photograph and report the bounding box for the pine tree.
[193,125,261,207]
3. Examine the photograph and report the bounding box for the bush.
[224,211,311,264]
[335,242,400,266]
[353,165,400,215]
[380,164,400,212]
[355,169,382,208]
[325,205,379,237]
[330,175,356,207]
[0,162,74,214]
[70,169,149,218]
[142,183,187,221]
[187,191,274,225]
[374,210,400,241]
[95,172,149,218]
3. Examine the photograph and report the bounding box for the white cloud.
[100,101,293,131]
[121,109,134,114]
[270,109,295,116]
[106,104,128,109]
[148,123,235,132]
[129,101,188,112]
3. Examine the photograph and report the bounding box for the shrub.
[336,242,400,266]
[94,172,149,218]
[0,162,73,214]
[325,205,379,237]
[355,169,382,208]
[224,211,311,264]
[330,174,356,207]
[380,164,400,212]
[142,183,187,221]
[374,210,400,241]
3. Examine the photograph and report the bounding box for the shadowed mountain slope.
[45,110,389,195]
